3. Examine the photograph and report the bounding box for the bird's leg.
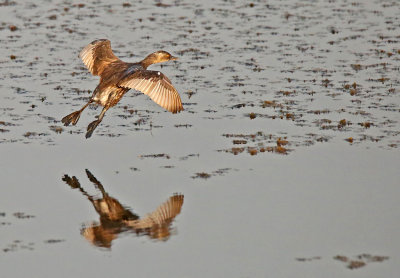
[85,106,109,139]
[85,169,108,198]
[61,174,95,203]
[61,100,92,126]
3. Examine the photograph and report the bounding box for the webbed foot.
[86,119,102,139]
[61,110,82,126]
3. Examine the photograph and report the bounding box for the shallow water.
[1,0,399,277]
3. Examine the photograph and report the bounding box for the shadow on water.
[62,169,184,249]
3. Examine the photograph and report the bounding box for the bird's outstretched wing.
[118,70,184,114]
[80,39,121,76]
[125,194,184,230]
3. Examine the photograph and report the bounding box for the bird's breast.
[92,86,129,107]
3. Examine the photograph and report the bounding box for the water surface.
[1,0,399,277]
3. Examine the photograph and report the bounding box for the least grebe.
[62,39,183,138]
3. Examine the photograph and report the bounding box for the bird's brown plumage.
[125,194,184,230]
[62,170,184,246]
[118,70,183,114]
[62,39,183,138]
[79,39,121,76]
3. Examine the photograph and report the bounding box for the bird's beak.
[170,56,178,61]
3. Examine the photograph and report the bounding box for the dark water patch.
[295,256,321,262]
[160,165,175,169]
[296,254,389,270]
[191,172,211,179]
[191,167,237,179]
[3,240,35,252]
[23,131,49,138]
[13,212,35,219]
[43,239,65,244]
[174,124,192,128]
[179,153,199,161]
[0,121,16,126]
[0,212,11,226]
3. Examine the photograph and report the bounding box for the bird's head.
[143,51,178,66]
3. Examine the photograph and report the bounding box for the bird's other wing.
[126,194,184,230]
[80,39,121,76]
[118,70,184,113]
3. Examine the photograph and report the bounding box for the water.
[1,0,399,277]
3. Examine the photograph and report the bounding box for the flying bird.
[61,39,183,138]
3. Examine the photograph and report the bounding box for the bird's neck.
[140,56,156,69]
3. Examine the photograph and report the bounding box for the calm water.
[1,0,399,277]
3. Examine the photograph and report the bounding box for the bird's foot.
[61,110,81,126]
[86,119,101,139]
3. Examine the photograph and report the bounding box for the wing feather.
[118,71,184,113]
[158,85,166,108]
[165,86,172,112]
[172,89,178,113]
[153,83,163,107]
[79,39,121,76]
[171,88,177,113]
[124,194,184,230]
[150,81,160,99]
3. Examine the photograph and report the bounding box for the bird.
[61,39,183,138]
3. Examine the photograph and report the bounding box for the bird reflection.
[62,169,184,248]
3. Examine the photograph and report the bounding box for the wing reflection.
[62,169,184,248]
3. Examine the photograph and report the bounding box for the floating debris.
[192,172,211,179]
[174,124,192,128]
[220,132,291,155]
[13,212,35,219]
[138,153,170,159]
[3,240,35,252]
[8,25,17,31]
[334,254,389,269]
[359,122,372,128]
[295,256,321,262]
[49,125,63,134]
[233,140,247,145]
[191,168,236,179]
[345,137,354,143]
[248,112,256,119]
[23,132,48,138]
[44,239,65,244]
[262,100,282,108]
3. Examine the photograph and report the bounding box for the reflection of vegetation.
[62,170,184,248]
